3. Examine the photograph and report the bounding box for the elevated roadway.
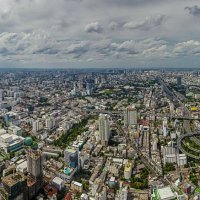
[157,76,200,159]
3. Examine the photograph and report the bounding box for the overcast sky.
[0,0,200,68]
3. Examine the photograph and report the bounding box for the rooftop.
[2,173,25,187]
[157,186,176,200]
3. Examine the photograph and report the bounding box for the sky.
[0,0,200,68]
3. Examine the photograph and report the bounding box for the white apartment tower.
[32,120,41,133]
[163,117,168,137]
[99,114,110,146]
[46,117,55,130]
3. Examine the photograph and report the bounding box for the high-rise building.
[27,149,43,178]
[99,114,110,146]
[177,76,182,86]
[71,82,78,96]
[64,147,79,169]
[32,120,41,133]
[46,117,55,130]
[124,106,137,126]
[0,149,43,200]
[27,149,43,199]
[163,117,168,137]
[0,89,4,101]
[86,82,93,96]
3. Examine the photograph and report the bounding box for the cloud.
[95,38,169,58]
[96,41,138,56]
[173,40,200,56]
[0,0,199,68]
[65,41,90,58]
[84,22,103,33]
[0,32,32,56]
[185,5,200,16]
[108,22,121,31]
[0,32,89,59]
[124,15,166,31]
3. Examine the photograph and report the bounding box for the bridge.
[157,76,200,159]
[172,116,200,120]
[177,132,200,159]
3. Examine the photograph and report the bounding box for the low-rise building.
[124,161,132,180]
[52,177,65,191]
[0,133,24,153]
[71,181,83,193]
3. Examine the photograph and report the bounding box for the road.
[158,76,200,159]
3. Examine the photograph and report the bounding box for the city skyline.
[0,0,200,68]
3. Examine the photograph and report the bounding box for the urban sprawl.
[0,69,200,200]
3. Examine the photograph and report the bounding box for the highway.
[189,136,200,146]
[130,138,180,193]
[158,76,200,159]
[182,140,200,153]
[177,132,200,159]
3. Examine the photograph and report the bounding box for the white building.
[32,120,41,133]
[157,186,176,200]
[163,146,187,166]
[46,117,55,130]
[124,106,137,126]
[177,154,187,166]
[163,117,168,137]
[8,126,22,136]
[71,181,83,193]
[0,133,24,153]
[99,114,110,146]
[162,146,176,157]
[52,177,65,191]
[16,161,27,173]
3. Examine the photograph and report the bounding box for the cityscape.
[1,0,200,200]
[0,69,200,199]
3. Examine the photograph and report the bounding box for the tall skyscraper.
[99,114,110,146]
[86,82,93,96]
[71,82,78,96]
[27,149,43,178]
[64,146,79,169]
[124,106,137,126]
[177,76,182,86]
[32,120,41,133]
[163,117,168,137]
[27,149,43,197]
[0,89,4,101]
[45,117,55,130]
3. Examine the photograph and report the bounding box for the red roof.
[65,192,72,200]
[44,184,58,197]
